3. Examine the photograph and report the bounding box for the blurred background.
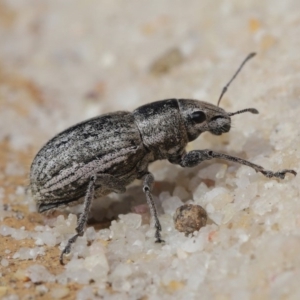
[1,0,299,154]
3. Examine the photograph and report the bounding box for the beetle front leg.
[180,150,297,179]
[142,173,164,243]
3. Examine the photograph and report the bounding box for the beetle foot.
[155,238,165,243]
[261,169,297,179]
[60,233,79,265]
[154,225,164,243]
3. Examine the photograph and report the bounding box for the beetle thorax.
[133,99,188,160]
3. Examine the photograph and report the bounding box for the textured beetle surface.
[30,55,297,264]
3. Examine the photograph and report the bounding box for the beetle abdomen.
[30,111,146,207]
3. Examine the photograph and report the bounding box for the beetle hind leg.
[60,175,97,265]
[60,174,128,265]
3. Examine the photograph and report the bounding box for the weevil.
[30,53,296,264]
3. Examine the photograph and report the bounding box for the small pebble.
[173,204,207,235]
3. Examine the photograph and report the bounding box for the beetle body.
[30,54,296,264]
[30,98,227,212]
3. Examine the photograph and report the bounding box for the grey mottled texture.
[30,97,296,263]
[31,111,146,210]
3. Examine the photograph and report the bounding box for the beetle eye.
[191,111,206,123]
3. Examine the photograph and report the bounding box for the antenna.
[217,52,256,107]
[228,108,259,116]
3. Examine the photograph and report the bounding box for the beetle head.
[178,53,258,142]
[178,99,258,142]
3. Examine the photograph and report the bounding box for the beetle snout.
[209,116,231,135]
[221,122,231,133]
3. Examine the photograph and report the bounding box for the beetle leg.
[60,174,127,265]
[60,175,97,265]
[142,172,164,243]
[180,150,297,179]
